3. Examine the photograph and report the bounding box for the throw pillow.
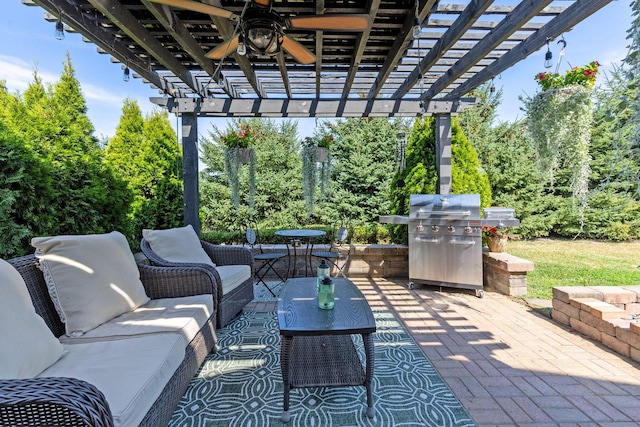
[32,231,150,337]
[143,225,215,267]
[0,259,64,379]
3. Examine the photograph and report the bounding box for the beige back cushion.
[32,231,150,337]
[143,225,215,267]
[0,259,64,379]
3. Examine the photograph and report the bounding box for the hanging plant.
[301,137,317,216]
[526,61,600,221]
[300,135,333,216]
[221,126,256,209]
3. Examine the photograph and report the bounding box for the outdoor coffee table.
[277,277,376,422]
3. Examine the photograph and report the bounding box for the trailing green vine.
[300,135,333,216]
[526,62,600,227]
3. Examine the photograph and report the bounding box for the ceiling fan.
[149,0,372,64]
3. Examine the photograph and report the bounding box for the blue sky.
[0,0,633,140]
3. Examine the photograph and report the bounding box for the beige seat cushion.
[60,294,214,346]
[216,265,251,294]
[38,334,184,427]
[143,225,215,267]
[0,259,64,379]
[32,231,150,337]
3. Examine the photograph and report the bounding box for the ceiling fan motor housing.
[242,8,283,56]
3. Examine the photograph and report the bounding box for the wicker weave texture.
[141,238,255,327]
[2,254,218,427]
[0,377,114,427]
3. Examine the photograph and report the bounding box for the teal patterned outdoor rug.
[252,281,284,302]
[169,310,476,427]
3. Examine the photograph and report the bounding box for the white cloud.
[0,53,126,108]
[0,54,58,91]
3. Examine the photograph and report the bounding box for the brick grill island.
[552,286,640,363]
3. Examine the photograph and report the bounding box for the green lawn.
[506,239,640,300]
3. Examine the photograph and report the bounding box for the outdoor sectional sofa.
[0,231,222,427]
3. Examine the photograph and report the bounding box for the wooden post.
[435,114,452,195]
[181,113,200,235]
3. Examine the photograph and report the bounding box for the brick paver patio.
[246,277,640,426]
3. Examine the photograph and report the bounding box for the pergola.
[24,0,613,232]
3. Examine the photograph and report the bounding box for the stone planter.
[486,235,507,253]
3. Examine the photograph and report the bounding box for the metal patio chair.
[310,225,351,278]
[245,226,287,296]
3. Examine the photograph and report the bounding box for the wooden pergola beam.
[445,0,614,99]
[421,0,555,101]
[87,0,199,92]
[29,0,166,91]
[393,0,494,99]
[150,97,476,117]
[366,0,438,99]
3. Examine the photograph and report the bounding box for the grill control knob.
[431,225,439,232]
[447,225,455,233]
[464,226,473,234]
[416,224,424,232]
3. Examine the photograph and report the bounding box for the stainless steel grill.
[380,194,520,298]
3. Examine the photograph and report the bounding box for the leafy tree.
[320,118,406,226]
[200,118,304,231]
[104,100,183,245]
[578,66,640,240]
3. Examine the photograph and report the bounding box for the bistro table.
[274,229,326,277]
[277,277,376,422]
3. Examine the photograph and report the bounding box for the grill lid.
[409,194,480,219]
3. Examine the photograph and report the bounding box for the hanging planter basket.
[238,147,253,164]
[316,147,329,163]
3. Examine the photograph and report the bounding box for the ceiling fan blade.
[281,35,316,65]
[206,35,240,59]
[288,14,372,31]
[148,0,237,19]
[252,0,273,7]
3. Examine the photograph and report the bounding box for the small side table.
[274,229,326,277]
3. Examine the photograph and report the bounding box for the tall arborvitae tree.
[105,101,183,245]
[0,121,51,257]
[0,56,131,254]
[388,116,491,243]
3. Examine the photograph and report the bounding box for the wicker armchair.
[141,238,255,327]
[1,254,218,427]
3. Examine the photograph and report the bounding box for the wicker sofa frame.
[140,239,255,327]
[0,254,219,427]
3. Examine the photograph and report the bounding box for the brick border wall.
[552,286,640,362]
[258,244,534,297]
[482,252,534,296]
[258,244,408,278]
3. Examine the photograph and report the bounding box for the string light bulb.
[544,40,553,68]
[412,17,421,39]
[55,18,65,40]
[123,66,130,82]
[237,34,246,56]
[490,78,495,93]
